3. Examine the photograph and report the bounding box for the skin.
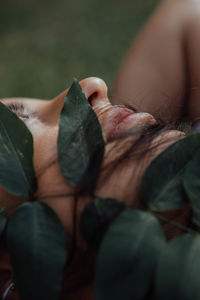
[111,0,200,125]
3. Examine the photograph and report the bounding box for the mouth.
[106,109,135,140]
[96,105,156,142]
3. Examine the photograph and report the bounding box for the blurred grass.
[0,0,160,99]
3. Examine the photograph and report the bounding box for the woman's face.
[0,77,185,278]
[0,77,185,226]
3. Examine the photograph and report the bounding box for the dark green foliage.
[142,134,200,211]
[155,233,200,300]
[7,202,67,300]
[95,210,165,300]
[80,196,125,247]
[0,102,37,197]
[0,210,6,236]
[58,79,104,192]
[182,150,200,227]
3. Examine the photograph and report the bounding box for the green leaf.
[155,233,200,300]
[7,202,67,300]
[95,209,165,300]
[0,102,37,197]
[80,196,125,247]
[182,150,200,227]
[0,210,6,236]
[141,134,200,211]
[58,79,104,191]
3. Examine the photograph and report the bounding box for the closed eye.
[6,103,30,121]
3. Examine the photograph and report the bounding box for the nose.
[49,77,109,119]
[79,77,108,104]
[41,77,109,125]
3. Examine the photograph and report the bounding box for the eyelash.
[7,103,30,120]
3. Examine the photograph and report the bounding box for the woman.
[1,76,185,299]
[0,0,200,299]
[0,79,185,300]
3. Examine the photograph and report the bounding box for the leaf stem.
[35,193,75,201]
[0,203,21,213]
[153,213,198,235]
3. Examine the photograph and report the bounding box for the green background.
[0,0,160,99]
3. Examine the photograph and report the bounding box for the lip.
[98,106,136,141]
[97,106,156,141]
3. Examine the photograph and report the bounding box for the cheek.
[33,124,58,174]
[32,124,77,234]
[0,186,26,210]
[32,123,75,197]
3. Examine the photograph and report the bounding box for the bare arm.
[111,0,200,124]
